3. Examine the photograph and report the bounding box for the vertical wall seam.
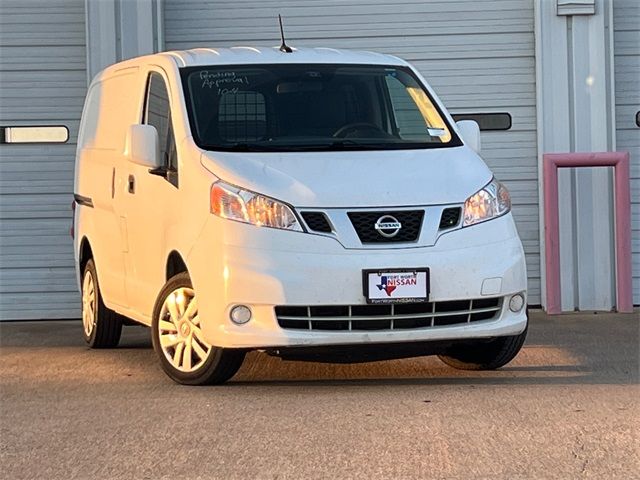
[84,0,91,86]
[605,0,618,305]
[152,0,159,52]
[603,0,618,308]
[605,0,616,152]
[567,17,575,153]
[566,15,580,309]
[114,0,122,62]
[534,0,547,308]
[156,0,165,52]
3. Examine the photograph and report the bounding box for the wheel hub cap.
[82,271,96,337]
[157,287,211,373]
[180,322,190,337]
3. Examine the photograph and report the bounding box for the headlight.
[210,181,302,231]
[463,178,511,226]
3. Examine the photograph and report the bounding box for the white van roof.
[161,46,409,68]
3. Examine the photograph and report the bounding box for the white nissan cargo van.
[73,47,528,385]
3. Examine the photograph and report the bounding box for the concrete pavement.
[1,311,638,479]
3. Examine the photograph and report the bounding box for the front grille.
[439,207,461,229]
[347,210,424,243]
[301,212,333,233]
[276,297,502,331]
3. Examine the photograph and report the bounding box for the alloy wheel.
[158,287,212,372]
[82,271,96,337]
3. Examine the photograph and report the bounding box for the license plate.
[363,268,430,304]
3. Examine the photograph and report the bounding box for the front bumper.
[188,213,528,348]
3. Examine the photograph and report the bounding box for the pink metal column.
[543,152,632,314]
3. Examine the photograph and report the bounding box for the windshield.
[182,64,460,152]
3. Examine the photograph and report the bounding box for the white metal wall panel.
[613,0,640,304]
[0,0,86,319]
[164,0,540,302]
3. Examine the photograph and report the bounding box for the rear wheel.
[151,272,245,385]
[438,323,528,371]
[82,259,122,348]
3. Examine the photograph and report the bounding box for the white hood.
[200,146,492,208]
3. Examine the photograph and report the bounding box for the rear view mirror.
[277,81,323,94]
[456,120,481,154]
[125,124,159,168]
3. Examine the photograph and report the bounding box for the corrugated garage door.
[164,0,541,303]
[614,0,640,304]
[0,0,86,319]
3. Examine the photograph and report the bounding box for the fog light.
[230,305,252,325]
[509,293,525,312]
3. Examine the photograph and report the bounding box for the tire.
[151,272,245,385]
[438,321,528,371]
[82,259,123,348]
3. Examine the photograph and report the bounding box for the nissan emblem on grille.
[374,215,402,238]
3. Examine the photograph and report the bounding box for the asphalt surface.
[0,311,638,480]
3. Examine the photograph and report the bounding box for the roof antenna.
[278,15,293,53]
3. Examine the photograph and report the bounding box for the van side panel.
[81,68,142,151]
[75,68,142,309]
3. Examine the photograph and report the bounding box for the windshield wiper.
[328,139,360,147]
[324,140,405,150]
[287,139,383,150]
[221,143,273,152]
[204,140,435,152]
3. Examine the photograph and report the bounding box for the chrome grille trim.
[277,306,500,323]
[276,298,503,331]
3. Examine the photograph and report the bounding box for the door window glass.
[144,73,177,170]
[385,75,450,142]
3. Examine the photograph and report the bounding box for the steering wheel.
[332,122,389,138]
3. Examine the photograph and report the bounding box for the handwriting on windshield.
[200,71,250,94]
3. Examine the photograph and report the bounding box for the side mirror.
[456,120,481,154]
[125,124,159,168]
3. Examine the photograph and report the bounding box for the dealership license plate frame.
[362,268,430,304]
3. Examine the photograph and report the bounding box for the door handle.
[128,175,135,194]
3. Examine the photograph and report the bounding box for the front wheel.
[151,272,245,385]
[438,323,528,371]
